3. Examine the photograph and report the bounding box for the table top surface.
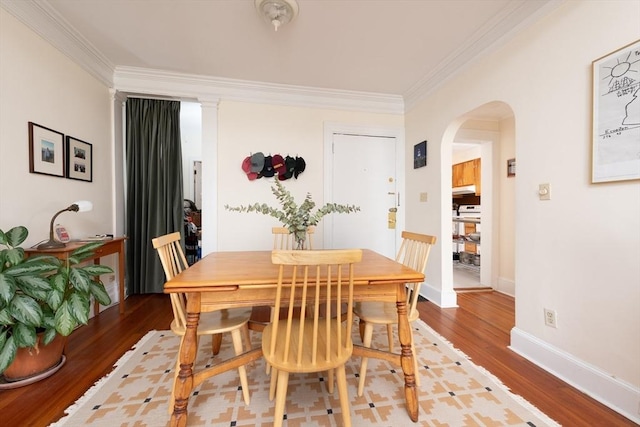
[164,249,424,292]
[25,236,126,254]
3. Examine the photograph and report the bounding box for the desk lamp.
[37,200,93,250]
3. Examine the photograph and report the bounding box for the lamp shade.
[74,200,93,212]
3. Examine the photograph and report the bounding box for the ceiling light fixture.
[255,0,299,32]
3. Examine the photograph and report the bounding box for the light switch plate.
[419,192,428,202]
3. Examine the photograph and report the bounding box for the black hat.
[280,155,296,180]
[260,155,275,178]
[294,156,306,179]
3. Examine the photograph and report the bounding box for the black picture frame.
[66,136,93,182]
[28,122,65,177]
[414,140,427,169]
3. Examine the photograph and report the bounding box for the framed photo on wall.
[28,122,65,177]
[507,158,516,177]
[66,136,93,182]
[414,140,427,169]
[591,39,640,183]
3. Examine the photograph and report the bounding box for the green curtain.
[125,98,183,294]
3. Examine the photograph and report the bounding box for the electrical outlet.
[539,183,551,200]
[419,192,428,202]
[544,308,557,328]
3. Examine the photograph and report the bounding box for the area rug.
[50,319,559,426]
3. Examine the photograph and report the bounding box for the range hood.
[452,184,476,195]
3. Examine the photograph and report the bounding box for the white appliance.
[453,204,481,259]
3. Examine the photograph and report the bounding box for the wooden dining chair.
[264,249,362,427]
[353,231,436,396]
[250,226,317,333]
[151,232,253,409]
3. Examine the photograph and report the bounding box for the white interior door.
[327,133,398,259]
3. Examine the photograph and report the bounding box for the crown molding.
[1,0,114,86]
[403,0,565,112]
[2,0,402,114]
[4,0,558,115]
[113,67,405,115]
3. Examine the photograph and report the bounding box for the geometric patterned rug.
[50,319,560,426]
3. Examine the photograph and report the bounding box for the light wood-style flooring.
[0,292,634,426]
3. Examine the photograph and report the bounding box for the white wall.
[0,9,116,306]
[180,101,202,204]
[405,0,639,419]
[498,116,516,294]
[216,100,403,251]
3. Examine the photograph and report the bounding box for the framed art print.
[28,122,65,177]
[507,158,516,177]
[591,39,640,183]
[66,136,93,182]
[414,140,427,169]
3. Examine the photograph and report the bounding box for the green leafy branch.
[225,180,360,244]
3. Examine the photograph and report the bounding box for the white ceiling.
[2,0,559,108]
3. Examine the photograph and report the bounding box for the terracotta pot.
[3,333,67,382]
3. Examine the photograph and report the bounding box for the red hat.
[272,154,286,177]
[241,156,258,180]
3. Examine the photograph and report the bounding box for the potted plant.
[225,180,360,249]
[0,225,113,382]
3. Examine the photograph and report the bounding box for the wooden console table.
[26,237,127,314]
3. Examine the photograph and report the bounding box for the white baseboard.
[510,327,640,424]
[420,282,458,308]
[496,276,515,297]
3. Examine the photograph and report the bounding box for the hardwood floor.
[418,292,635,427]
[0,292,634,426]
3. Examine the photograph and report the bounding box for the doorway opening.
[445,101,516,297]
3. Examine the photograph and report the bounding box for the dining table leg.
[170,292,201,427]
[396,284,419,422]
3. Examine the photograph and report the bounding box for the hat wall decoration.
[242,152,305,181]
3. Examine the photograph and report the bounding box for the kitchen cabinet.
[452,158,481,194]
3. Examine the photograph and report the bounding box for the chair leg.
[358,318,366,342]
[212,333,222,355]
[241,324,255,368]
[327,369,334,394]
[269,367,278,401]
[273,370,290,427]
[242,324,252,350]
[231,329,251,405]
[386,324,394,352]
[357,322,374,396]
[336,365,352,427]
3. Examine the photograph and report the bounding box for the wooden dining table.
[163,249,425,426]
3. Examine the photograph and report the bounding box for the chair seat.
[171,307,252,336]
[354,301,419,325]
[263,319,353,374]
